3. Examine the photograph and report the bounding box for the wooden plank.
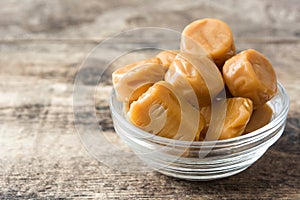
[0,39,299,199]
[0,0,299,40]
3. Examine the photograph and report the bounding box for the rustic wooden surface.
[0,0,299,199]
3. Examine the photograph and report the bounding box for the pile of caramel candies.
[112,18,277,141]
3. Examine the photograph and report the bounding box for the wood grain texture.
[0,0,299,199]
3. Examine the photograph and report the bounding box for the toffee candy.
[128,81,205,141]
[112,58,165,103]
[165,54,223,107]
[223,49,277,107]
[244,104,273,134]
[155,50,178,69]
[201,97,253,140]
[182,18,235,68]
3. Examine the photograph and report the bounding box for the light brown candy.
[127,83,153,104]
[199,106,211,138]
[155,50,178,69]
[128,81,205,141]
[244,104,273,134]
[165,54,223,107]
[201,97,253,140]
[182,18,235,68]
[223,49,277,107]
[112,57,161,83]
[112,58,165,102]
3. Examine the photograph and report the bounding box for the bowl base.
[156,166,249,181]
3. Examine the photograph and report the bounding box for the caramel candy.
[112,58,165,102]
[221,98,253,139]
[128,81,205,141]
[182,18,235,68]
[223,49,277,107]
[155,50,178,69]
[201,97,253,140]
[199,106,211,138]
[244,104,273,134]
[127,83,153,104]
[165,53,223,107]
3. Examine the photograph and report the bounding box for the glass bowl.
[109,82,289,181]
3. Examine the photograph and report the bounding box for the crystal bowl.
[110,83,289,181]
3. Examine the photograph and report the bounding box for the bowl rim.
[109,82,289,146]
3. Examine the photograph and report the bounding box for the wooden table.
[0,0,299,199]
